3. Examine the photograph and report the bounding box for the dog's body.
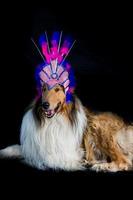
[0,84,133,172]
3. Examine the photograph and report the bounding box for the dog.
[0,32,133,172]
[0,82,133,172]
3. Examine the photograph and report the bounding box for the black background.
[0,2,133,190]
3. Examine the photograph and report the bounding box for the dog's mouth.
[44,102,61,118]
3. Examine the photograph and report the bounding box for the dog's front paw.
[82,159,97,167]
[117,162,129,171]
[91,162,119,172]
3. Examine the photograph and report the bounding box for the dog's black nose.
[42,102,50,110]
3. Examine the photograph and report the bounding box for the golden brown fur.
[83,109,133,172]
[32,83,133,172]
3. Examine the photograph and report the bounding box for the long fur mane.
[20,96,87,170]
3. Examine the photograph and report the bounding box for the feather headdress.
[32,32,76,103]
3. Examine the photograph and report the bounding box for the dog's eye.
[55,88,60,92]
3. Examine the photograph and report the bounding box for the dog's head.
[41,83,66,118]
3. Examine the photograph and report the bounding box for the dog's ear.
[42,83,47,92]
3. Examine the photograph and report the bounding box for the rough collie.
[0,32,133,172]
[0,83,133,172]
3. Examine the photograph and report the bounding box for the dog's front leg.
[83,133,98,166]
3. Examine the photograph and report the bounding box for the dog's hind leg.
[116,125,133,163]
[90,135,132,172]
[0,145,23,159]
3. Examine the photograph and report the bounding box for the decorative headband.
[32,32,76,103]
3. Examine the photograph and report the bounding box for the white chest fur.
[20,104,87,171]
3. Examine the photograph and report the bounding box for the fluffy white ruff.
[20,99,87,171]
